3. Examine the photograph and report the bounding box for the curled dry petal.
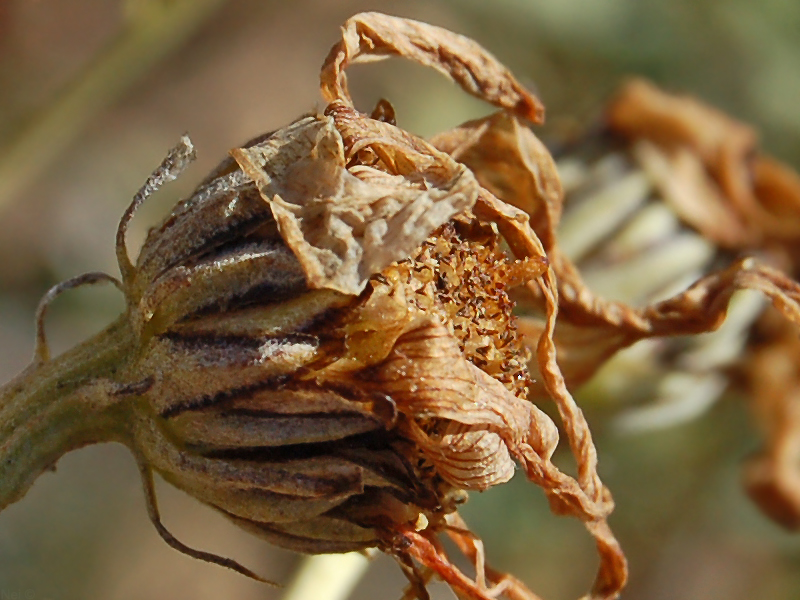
[743,320,800,529]
[520,258,800,397]
[371,318,558,490]
[320,12,545,123]
[607,78,800,243]
[231,113,479,296]
[607,79,758,170]
[431,111,563,252]
[632,141,753,248]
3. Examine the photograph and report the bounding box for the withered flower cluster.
[4,11,800,600]
[531,79,800,530]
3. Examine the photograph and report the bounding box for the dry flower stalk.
[0,12,625,600]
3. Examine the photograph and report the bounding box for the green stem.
[0,0,228,210]
[0,317,135,510]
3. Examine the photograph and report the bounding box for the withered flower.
[608,81,800,530]
[0,12,626,600]
[527,78,800,529]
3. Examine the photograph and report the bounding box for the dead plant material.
[508,77,800,529]
[604,80,800,528]
[607,78,800,246]
[10,13,800,600]
[743,310,800,529]
[0,11,627,600]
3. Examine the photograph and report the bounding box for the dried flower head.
[535,78,800,529]
[0,12,627,600]
[606,81,800,529]
[7,10,800,600]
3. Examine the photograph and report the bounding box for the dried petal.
[743,317,800,529]
[431,111,563,252]
[372,317,558,490]
[632,140,753,247]
[231,114,479,295]
[607,78,800,242]
[320,12,545,122]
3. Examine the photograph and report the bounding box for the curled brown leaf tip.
[320,12,545,123]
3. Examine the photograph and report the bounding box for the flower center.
[374,221,533,398]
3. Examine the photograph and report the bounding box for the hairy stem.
[0,317,135,510]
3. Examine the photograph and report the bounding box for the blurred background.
[1,1,800,599]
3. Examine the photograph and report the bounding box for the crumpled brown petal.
[607,78,800,245]
[431,111,563,252]
[742,316,800,530]
[518,259,800,396]
[231,115,479,296]
[372,317,558,490]
[632,140,753,248]
[320,12,545,124]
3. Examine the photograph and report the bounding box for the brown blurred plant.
[543,78,800,530]
[603,80,800,529]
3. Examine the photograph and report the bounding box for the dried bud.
[1,12,627,600]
